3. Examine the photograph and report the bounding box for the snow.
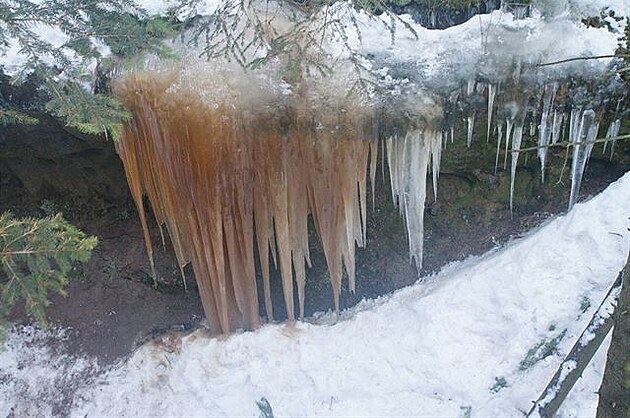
[579,285,622,347]
[140,0,221,17]
[0,325,99,416]
[324,2,627,92]
[2,0,627,81]
[2,170,624,416]
[557,332,612,418]
[1,24,71,75]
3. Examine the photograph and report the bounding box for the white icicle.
[504,118,514,170]
[467,113,475,148]
[431,132,442,203]
[487,83,496,143]
[537,83,556,183]
[568,109,599,210]
[467,79,475,96]
[495,122,503,174]
[551,110,564,145]
[510,120,524,213]
[386,131,434,273]
[602,119,620,155]
[609,119,621,159]
[569,107,582,144]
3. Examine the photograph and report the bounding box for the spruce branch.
[0,212,98,327]
[0,106,38,126]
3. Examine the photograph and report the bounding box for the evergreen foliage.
[0,212,98,327]
[0,0,176,139]
[617,18,630,84]
[44,81,131,141]
[0,106,38,126]
[186,0,417,89]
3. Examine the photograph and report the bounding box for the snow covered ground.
[2,171,628,416]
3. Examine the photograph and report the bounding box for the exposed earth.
[1,111,628,371]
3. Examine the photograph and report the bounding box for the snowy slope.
[55,171,628,417]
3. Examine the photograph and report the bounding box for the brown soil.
[1,113,628,369]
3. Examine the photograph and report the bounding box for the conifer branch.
[0,212,98,327]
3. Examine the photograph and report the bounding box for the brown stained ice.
[114,72,377,333]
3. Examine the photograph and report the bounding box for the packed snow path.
[51,172,628,417]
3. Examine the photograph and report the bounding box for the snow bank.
[66,171,629,417]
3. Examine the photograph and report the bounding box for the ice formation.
[112,0,628,331]
[569,109,600,209]
[387,130,442,270]
[114,63,379,332]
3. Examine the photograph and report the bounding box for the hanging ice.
[387,130,440,272]
[537,83,557,183]
[431,133,442,202]
[503,118,514,170]
[487,83,496,143]
[466,113,475,148]
[568,109,599,210]
[510,119,525,213]
[494,122,503,174]
[602,119,621,158]
[551,110,564,145]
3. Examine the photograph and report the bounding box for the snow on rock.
[63,171,630,417]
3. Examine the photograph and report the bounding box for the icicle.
[387,130,435,273]
[487,83,496,143]
[568,109,599,210]
[568,107,582,144]
[551,110,564,145]
[537,83,556,183]
[602,119,620,156]
[509,119,524,213]
[431,132,442,203]
[467,79,475,96]
[494,122,503,174]
[467,113,475,148]
[503,118,514,170]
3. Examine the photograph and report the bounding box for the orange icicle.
[114,70,379,332]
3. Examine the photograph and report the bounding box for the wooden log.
[527,263,626,417]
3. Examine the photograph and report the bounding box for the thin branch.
[537,54,629,67]
[508,133,630,153]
